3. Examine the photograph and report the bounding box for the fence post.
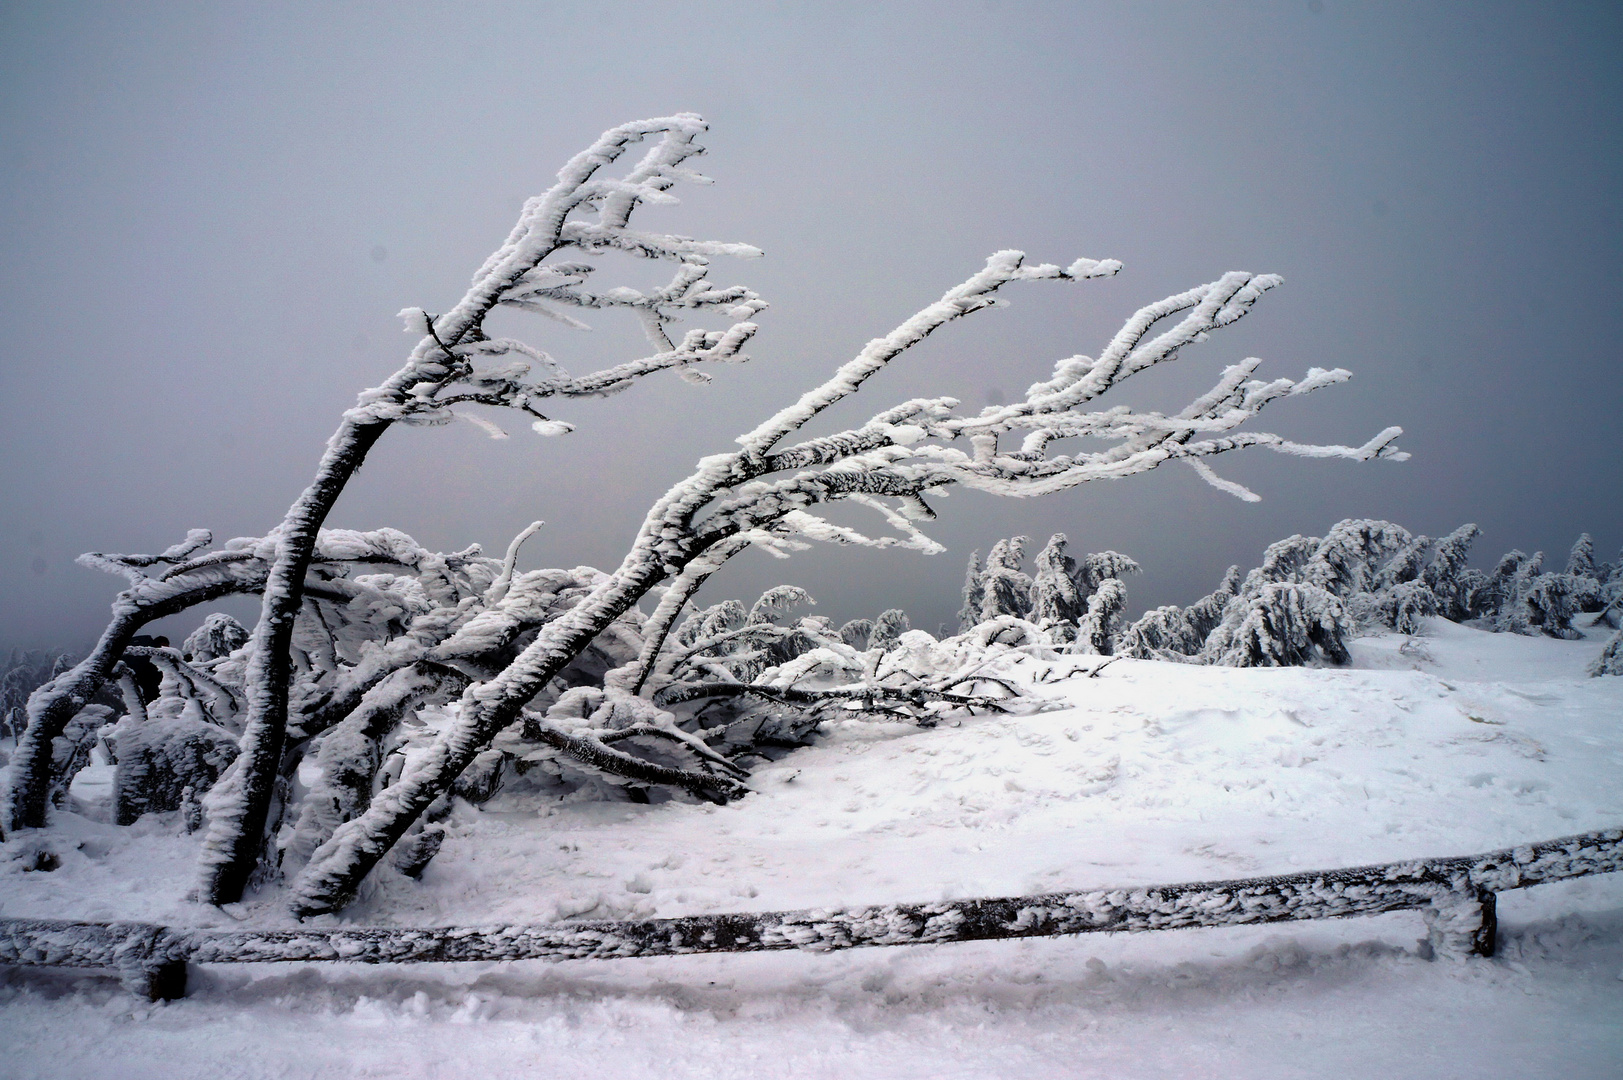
[1423,887,1496,959]
[111,925,189,1001]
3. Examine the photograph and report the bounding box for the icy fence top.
[3,827,1619,1001]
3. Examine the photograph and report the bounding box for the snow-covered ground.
[4,618,1621,1078]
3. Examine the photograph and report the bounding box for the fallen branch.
[651,680,1017,722]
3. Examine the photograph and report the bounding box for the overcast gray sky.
[2,0,1619,650]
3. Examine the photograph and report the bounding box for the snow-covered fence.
[4,828,1618,1001]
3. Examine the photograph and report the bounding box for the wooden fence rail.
[3,827,1619,1001]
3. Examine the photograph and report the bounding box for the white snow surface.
[3,618,1621,1077]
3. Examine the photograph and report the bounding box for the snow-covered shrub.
[1202,583,1352,667]
[1368,580,1440,635]
[1117,605,1193,660]
[1422,524,1481,621]
[1520,572,1584,639]
[112,715,239,827]
[1592,628,1623,677]
[1119,565,1240,660]
[182,614,249,663]
[48,704,114,807]
[1116,518,1608,671]
[1466,548,1590,639]
[968,615,1053,650]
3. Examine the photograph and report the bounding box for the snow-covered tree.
[1520,572,1584,640]
[0,650,75,742]
[1303,519,1414,598]
[1368,581,1439,635]
[1464,548,1590,640]
[280,213,1403,915]
[953,550,984,635]
[1185,565,1244,642]
[867,609,913,655]
[838,618,874,651]
[1566,533,1597,579]
[1076,551,1142,595]
[1074,578,1128,655]
[954,533,1138,649]
[1245,535,1321,589]
[2,530,270,835]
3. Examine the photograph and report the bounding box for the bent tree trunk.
[2,576,258,836]
[195,421,389,903]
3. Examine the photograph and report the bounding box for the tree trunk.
[195,419,389,903]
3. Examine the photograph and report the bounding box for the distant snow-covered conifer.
[839,618,874,651]
[978,537,1032,622]
[1119,565,1240,660]
[1422,524,1481,622]
[1567,533,1597,579]
[1303,519,1413,599]
[955,551,983,634]
[868,609,912,654]
[1076,551,1141,595]
[1028,534,1085,630]
[1074,578,1128,656]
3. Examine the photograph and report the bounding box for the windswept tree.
[276,122,1404,916]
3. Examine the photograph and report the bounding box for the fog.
[2,0,1619,651]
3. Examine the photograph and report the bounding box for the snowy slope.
[2,618,1621,1078]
